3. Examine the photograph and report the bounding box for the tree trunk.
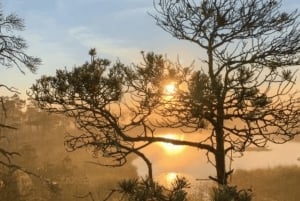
[215,128,227,185]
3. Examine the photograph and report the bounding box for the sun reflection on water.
[165,172,178,185]
[157,172,182,187]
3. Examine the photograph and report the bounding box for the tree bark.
[215,126,227,185]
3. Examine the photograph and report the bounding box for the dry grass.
[231,166,300,201]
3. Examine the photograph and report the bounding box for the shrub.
[211,185,252,201]
[117,177,190,201]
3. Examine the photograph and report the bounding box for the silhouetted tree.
[0,8,41,74]
[30,0,300,188]
[30,51,211,180]
[0,4,41,170]
[152,0,300,184]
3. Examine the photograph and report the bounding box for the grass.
[231,165,300,201]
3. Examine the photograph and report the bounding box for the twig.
[0,123,17,129]
[74,191,96,201]
[103,189,118,201]
[0,84,20,94]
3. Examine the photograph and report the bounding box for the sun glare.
[164,83,176,95]
[163,82,177,101]
[159,134,185,155]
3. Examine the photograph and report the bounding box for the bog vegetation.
[0,96,137,201]
[1,97,300,200]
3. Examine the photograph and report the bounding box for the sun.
[164,83,176,95]
[163,82,177,101]
[159,134,185,155]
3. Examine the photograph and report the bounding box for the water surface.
[132,135,300,186]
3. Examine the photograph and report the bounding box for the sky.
[1,0,300,97]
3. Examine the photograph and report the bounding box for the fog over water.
[132,134,300,185]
